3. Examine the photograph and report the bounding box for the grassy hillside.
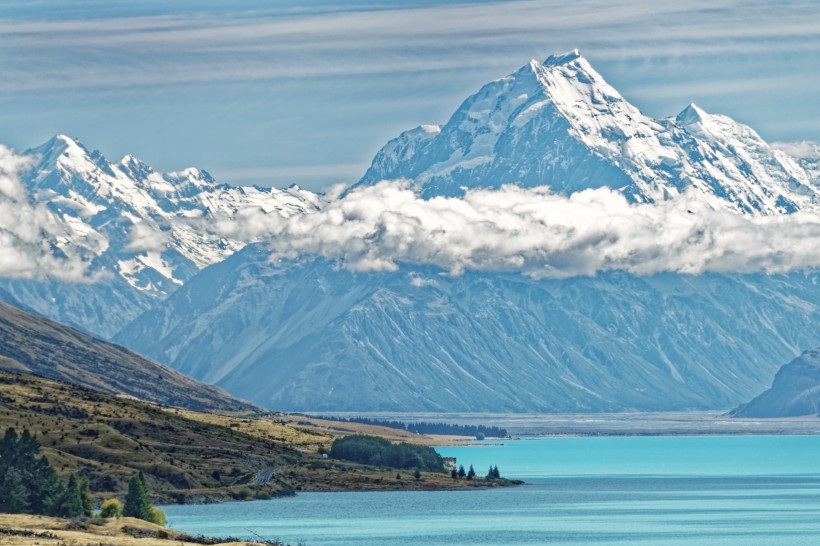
[0,371,515,503]
[0,370,305,501]
[0,300,255,412]
[173,409,462,449]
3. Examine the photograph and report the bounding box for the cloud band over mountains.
[213,181,820,279]
[4,148,820,283]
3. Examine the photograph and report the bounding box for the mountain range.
[115,254,820,411]
[4,51,820,412]
[0,135,317,337]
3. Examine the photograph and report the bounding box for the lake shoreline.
[161,435,820,546]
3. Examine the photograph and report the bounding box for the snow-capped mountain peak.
[676,103,708,126]
[358,51,820,215]
[116,154,155,180]
[29,134,100,179]
[543,48,583,66]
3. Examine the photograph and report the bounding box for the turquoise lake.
[162,435,820,545]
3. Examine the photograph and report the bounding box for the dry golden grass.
[165,409,333,453]
[0,514,263,546]
[0,371,302,499]
[0,370,509,503]
[166,405,469,451]
[272,414,468,447]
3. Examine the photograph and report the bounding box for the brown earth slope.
[0,370,304,501]
[0,371,515,503]
[0,300,255,412]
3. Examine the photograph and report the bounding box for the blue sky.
[2,0,819,191]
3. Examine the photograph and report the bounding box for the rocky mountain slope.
[731,349,820,417]
[115,250,820,411]
[0,300,255,412]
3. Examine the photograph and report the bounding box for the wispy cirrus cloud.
[2,0,819,190]
[2,1,820,92]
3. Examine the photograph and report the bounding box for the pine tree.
[0,427,64,516]
[56,474,85,518]
[0,467,29,513]
[492,465,501,479]
[0,428,20,472]
[79,477,93,516]
[458,465,466,478]
[123,471,152,520]
[28,456,63,516]
[451,468,458,480]
[467,465,475,480]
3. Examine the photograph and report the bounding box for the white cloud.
[409,273,437,288]
[125,222,170,252]
[210,180,820,278]
[771,140,820,160]
[0,146,96,281]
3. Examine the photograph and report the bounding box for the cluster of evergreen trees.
[448,464,501,480]
[329,435,445,471]
[316,415,507,438]
[451,464,476,480]
[0,428,91,517]
[124,471,166,525]
[0,427,164,525]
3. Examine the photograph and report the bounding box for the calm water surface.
[162,435,820,545]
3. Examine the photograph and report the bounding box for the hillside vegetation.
[0,370,303,501]
[0,371,515,502]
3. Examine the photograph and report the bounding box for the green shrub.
[237,488,253,500]
[99,498,123,518]
[147,507,167,526]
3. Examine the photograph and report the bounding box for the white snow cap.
[543,49,582,65]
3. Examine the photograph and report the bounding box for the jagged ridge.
[0,135,319,336]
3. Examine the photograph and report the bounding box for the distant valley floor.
[309,411,820,437]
